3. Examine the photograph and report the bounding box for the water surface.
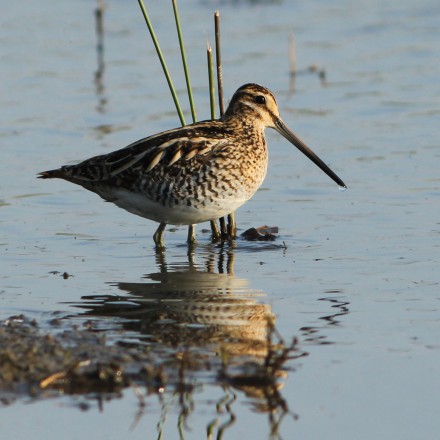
[1,0,439,439]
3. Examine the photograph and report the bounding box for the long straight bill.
[275,119,346,189]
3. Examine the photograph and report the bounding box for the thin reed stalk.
[207,45,216,119]
[206,44,221,240]
[138,2,223,240]
[137,0,186,125]
[172,0,197,123]
[214,11,234,238]
[214,11,225,117]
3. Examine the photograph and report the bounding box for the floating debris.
[241,225,279,241]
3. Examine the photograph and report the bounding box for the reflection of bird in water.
[78,250,275,358]
[74,249,302,434]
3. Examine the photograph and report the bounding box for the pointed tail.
[37,169,64,179]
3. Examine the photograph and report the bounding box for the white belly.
[109,188,250,225]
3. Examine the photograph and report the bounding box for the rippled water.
[1,0,440,438]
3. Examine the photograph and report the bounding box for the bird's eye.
[254,95,266,105]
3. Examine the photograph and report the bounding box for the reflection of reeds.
[94,0,106,113]
[289,31,327,93]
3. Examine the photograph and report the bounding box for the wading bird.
[39,83,346,249]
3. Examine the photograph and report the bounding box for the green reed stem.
[207,45,216,120]
[137,0,186,126]
[206,44,222,240]
[214,10,229,237]
[172,0,197,123]
[214,11,225,117]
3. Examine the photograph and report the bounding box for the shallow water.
[1,0,440,438]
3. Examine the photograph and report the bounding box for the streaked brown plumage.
[39,83,346,248]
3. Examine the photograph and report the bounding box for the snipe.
[39,83,346,248]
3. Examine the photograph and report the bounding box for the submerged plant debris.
[0,315,135,403]
[0,313,301,411]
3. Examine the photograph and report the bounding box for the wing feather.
[66,120,229,181]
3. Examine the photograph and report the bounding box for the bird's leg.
[227,212,236,240]
[219,217,227,239]
[187,224,197,245]
[210,220,221,242]
[153,223,167,249]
